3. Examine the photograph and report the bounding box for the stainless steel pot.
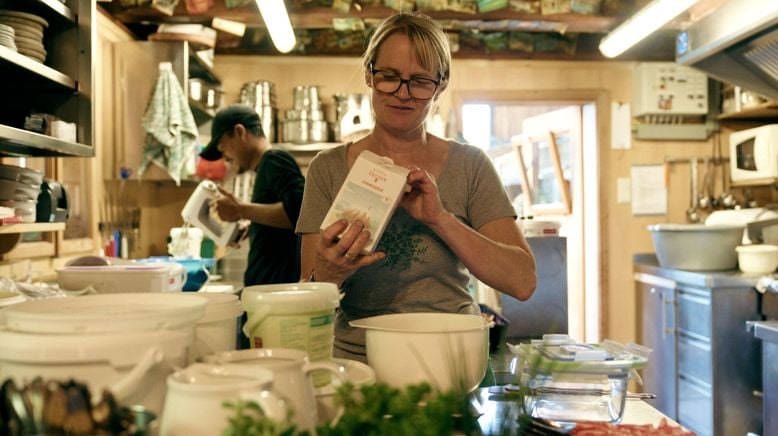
[240,81,278,142]
[281,119,328,144]
[293,85,322,111]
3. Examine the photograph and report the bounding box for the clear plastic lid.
[508,334,651,374]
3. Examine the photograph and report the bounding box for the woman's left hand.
[400,167,447,226]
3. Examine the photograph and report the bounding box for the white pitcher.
[160,363,288,436]
[206,348,344,434]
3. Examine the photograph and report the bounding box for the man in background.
[199,104,305,286]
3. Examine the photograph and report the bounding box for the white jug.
[206,348,344,434]
[160,363,288,436]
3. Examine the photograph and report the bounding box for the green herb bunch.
[222,381,481,436]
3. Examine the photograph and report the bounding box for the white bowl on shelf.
[14,199,36,223]
[12,182,40,201]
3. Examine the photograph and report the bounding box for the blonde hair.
[361,12,451,83]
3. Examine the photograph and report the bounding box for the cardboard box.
[320,150,410,254]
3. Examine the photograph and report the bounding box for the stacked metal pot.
[239,81,277,142]
[281,85,329,144]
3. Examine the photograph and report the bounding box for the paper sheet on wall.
[611,102,632,149]
[631,165,667,215]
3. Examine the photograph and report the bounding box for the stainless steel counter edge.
[753,321,778,344]
[634,253,762,289]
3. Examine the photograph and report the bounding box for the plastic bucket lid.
[242,283,340,315]
[0,291,25,308]
[197,293,243,323]
[2,293,207,334]
[0,327,192,366]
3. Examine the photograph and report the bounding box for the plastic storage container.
[192,292,244,362]
[56,264,186,293]
[0,293,207,414]
[241,283,340,386]
[509,335,650,424]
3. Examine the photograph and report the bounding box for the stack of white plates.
[0,23,16,52]
[0,10,47,63]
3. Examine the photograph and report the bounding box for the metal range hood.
[676,0,778,100]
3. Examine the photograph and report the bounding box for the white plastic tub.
[0,293,207,413]
[56,264,186,293]
[241,283,340,386]
[736,245,778,275]
[192,292,244,362]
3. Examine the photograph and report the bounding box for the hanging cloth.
[139,62,199,186]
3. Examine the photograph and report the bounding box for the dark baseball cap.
[199,105,264,161]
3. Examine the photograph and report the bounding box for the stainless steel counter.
[634,253,760,289]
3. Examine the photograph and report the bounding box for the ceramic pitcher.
[206,348,344,433]
[159,363,288,436]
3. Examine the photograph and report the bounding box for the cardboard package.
[320,150,410,254]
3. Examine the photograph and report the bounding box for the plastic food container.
[56,264,186,293]
[241,283,340,386]
[0,293,207,414]
[736,244,778,275]
[509,335,650,424]
[191,292,244,362]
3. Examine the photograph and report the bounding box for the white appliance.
[632,62,709,117]
[181,180,239,247]
[729,124,778,182]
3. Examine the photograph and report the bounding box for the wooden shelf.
[730,177,778,188]
[107,3,620,33]
[189,51,219,84]
[717,101,778,121]
[0,124,93,157]
[189,99,215,125]
[0,222,65,234]
[275,142,341,152]
[32,0,75,23]
[0,45,76,90]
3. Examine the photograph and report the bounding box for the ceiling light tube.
[599,0,700,58]
[255,0,296,53]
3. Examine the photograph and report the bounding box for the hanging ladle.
[686,157,700,223]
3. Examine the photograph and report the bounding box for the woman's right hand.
[313,219,385,286]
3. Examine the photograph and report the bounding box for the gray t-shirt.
[296,141,516,360]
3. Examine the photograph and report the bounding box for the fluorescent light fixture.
[255,0,296,53]
[599,0,700,58]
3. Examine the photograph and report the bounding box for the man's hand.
[213,186,242,222]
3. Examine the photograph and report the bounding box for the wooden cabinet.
[0,0,93,157]
[634,258,763,436]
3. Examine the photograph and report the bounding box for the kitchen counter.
[752,320,778,343]
[634,253,761,289]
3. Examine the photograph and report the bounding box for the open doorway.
[453,90,604,343]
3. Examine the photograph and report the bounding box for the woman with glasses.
[296,12,537,362]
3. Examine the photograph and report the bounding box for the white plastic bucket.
[0,293,207,413]
[0,328,191,414]
[241,283,340,386]
[192,293,244,362]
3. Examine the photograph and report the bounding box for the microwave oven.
[729,124,778,182]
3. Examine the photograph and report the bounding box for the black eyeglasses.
[369,64,440,100]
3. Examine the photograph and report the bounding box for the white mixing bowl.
[350,312,491,394]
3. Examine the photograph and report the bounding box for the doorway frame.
[452,89,611,342]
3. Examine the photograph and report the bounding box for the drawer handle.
[754,390,764,398]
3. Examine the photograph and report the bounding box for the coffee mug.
[159,363,288,436]
[206,348,344,433]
